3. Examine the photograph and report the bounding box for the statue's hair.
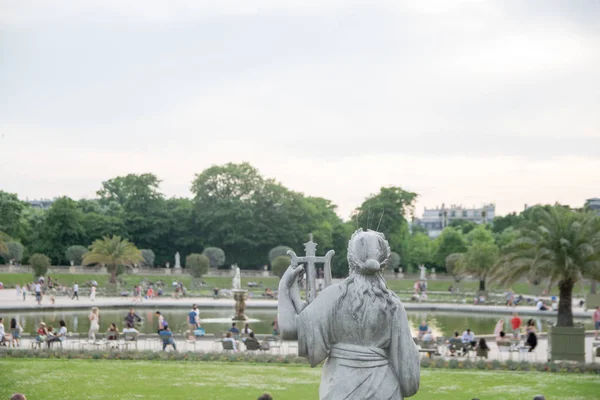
[347,229,391,275]
[339,230,399,319]
[339,272,400,320]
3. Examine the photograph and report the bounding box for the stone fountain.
[231,266,248,320]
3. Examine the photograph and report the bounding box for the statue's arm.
[277,265,305,340]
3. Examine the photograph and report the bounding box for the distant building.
[585,198,600,215]
[27,199,54,210]
[413,203,496,238]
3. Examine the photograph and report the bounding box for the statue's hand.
[281,265,304,289]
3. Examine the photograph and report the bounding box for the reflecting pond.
[4,308,592,337]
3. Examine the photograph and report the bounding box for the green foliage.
[186,253,210,278]
[65,245,88,265]
[29,253,50,278]
[0,191,27,239]
[271,255,291,278]
[405,233,433,271]
[82,235,143,284]
[140,249,155,267]
[40,197,85,264]
[460,241,499,292]
[202,247,226,269]
[0,231,10,255]
[433,227,467,266]
[492,212,522,234]
[449,219,477,234]
[4,241,24,263]
[387,251,401,270]
[352,187,417,262]
[268,246,292,263]
[445,253,464,282]
[495,205,600,327]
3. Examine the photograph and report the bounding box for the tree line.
[0,162,418,277]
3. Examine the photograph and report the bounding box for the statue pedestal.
[165,268,172,275]
[431,273,437,280]
[173,267,182,275]
[232,289,248,321]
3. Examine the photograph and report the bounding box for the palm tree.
[494,205,600,326]
[82,235,143,284]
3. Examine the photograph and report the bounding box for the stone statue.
[278,230,420,399]
[419,264,427,280]
[174,252,181,268]
[232,267,241,290]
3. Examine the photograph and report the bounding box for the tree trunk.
[479,279,486,292]
[557,279,574,327]
[109,264,117,284]
[591,280,597,295]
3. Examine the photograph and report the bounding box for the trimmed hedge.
[1,349,599,374]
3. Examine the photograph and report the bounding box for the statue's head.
[347,229,391,276]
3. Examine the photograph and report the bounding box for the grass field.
[0,359,598,400]
[0,272,591,297]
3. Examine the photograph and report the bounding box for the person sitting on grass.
[159,327,177,352]
[257,394,273,400]
[11,394,27,400]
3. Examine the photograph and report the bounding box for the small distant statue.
[174,252,181,268]
[166,262,170,269]
[232,267,241,290]
[278,229,420,399]
[419,264,427,281]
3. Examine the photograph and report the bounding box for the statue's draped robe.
[297,284,420,400]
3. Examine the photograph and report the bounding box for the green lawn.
[0,359,598,399]
[0,272,590,297]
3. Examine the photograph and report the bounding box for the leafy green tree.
[30,253,50,278]
[445,253,464,283]
[2,241,24,263]
[40,197,85,264]
[495,205,600,327]
[0,191,27,239]
[202,247,226,269]
[140,249,155,267]
[97,174,168,257]
[449,219,477,234]
[80,211,128,244]
[268,246,293,263]
[459,241,499,292]
[82,235,143,284]
[0,231,10,254]
[492,212,522,234]
[465,224,495,245]
[271,255,291,278]
[186,253,210,278]
[352,187,418,262]
[388,252,401,271]
[65,245,88,265]
[433,227,467,266]
[405,233,433,271]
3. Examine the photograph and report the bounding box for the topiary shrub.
[388,251,401,270]
[271,255,291,278]
[268,246,293,263]
[65,245,87,265]
[186,253,210,278]
[140,249,155,267]
[202,247,225,269]
[30,253,50,278]
[5,241,24,263]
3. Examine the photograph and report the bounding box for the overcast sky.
[1,0,599,220]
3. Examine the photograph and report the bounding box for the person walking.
[72,282,79,300]
[22,283,27,301]
[88,307,100,340]
[34,281,42,306]
[90,285,96,302]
